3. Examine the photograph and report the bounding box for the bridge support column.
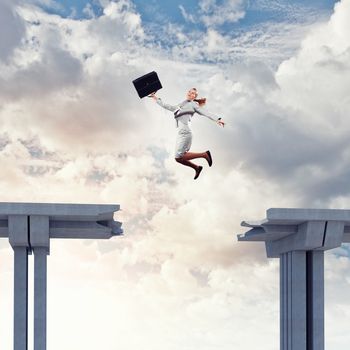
[280,251,324,350]
[13,247,29,350]
[9,215,30,350]
[34,248,47,350]
[31,216,49,350]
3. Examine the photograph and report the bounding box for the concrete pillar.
[9,215,30,350]
[30,215,49,350]
[280,251,307,350]
[13,247,29,350]
[280,250,325,350]
[34,248,47,350]
[306,251,324,350]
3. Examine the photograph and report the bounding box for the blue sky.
[40,0,339,66]
[48,0,337,25]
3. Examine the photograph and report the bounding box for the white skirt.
[175,126,192,158]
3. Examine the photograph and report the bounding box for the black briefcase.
[132,71,162,98]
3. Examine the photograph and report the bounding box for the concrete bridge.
[238,208,350,350]
[0,202,122,350]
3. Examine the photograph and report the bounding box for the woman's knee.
[175,157,183,163]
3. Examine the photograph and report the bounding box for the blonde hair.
[191,88,206,106]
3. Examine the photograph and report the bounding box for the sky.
[0,0,350,349]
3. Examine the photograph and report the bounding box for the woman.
[150,88,225,180]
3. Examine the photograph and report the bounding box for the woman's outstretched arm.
[194,105,225,127]
[150,93,177,112]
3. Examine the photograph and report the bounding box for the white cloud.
[261,0,350,202]
[199,0,246,27]
[0,0,26,61]
[205,28,229,53]
[179,4,196,24]
[178,1,247,29]
[158,17,321,67]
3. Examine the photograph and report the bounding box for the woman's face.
[186,89,197,100]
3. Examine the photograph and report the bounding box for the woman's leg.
[175,151,209,179]
[175,156,198,170]
[175,157,203,179]
[174,130,209,178]
[181,151,209,162]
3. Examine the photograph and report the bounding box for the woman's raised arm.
[194,105,225,127]
[149,93,177,112]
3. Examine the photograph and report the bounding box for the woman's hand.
[148,92,158,101]
[217,118,225,127]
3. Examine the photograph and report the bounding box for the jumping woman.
[150,88,225,180]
